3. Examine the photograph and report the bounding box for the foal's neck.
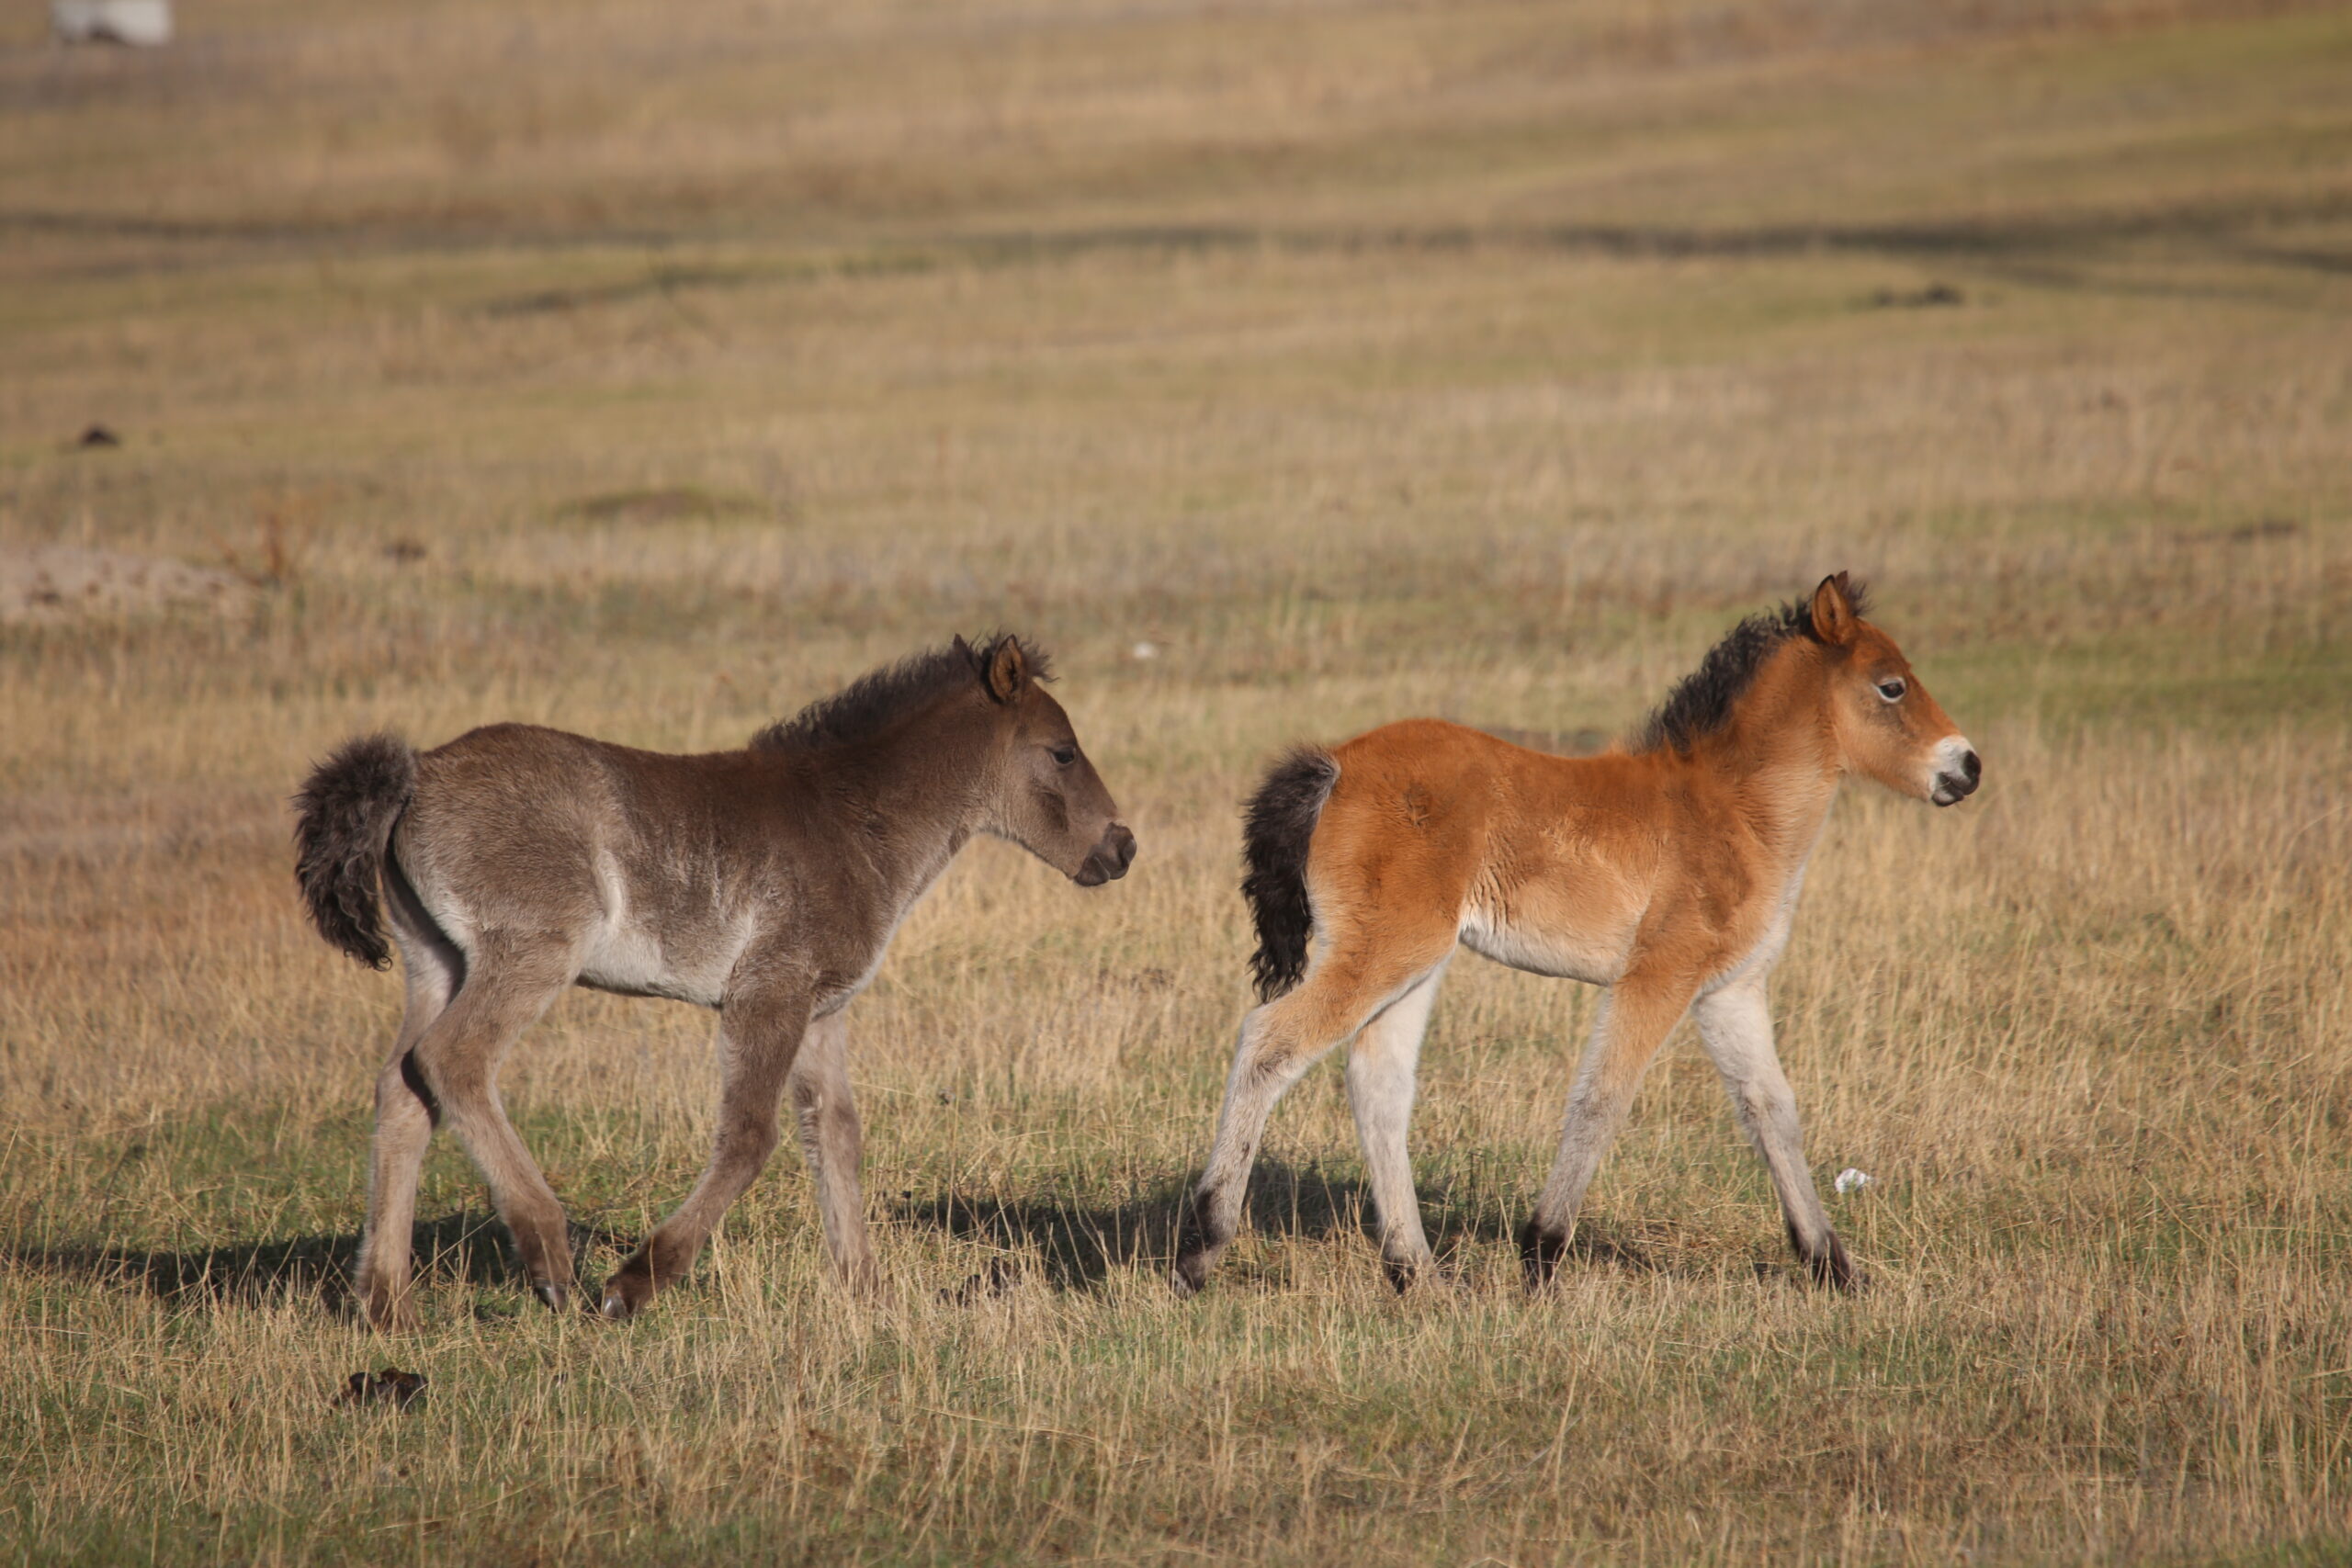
[814,699,996,897]
[1694,648,1844,872]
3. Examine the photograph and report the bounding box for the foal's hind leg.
[1521,971,1695,1285]
[600,981,810,1320]
[1347,961,1448,1291]
[406,941,577,1314]
[1173,937,1453,1296]
[355,937,460,1332]
[786,1010,877,1293]
[1690,974,1859,1290]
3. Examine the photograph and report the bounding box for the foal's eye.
[1876,679,1907,703]
[1049,744,1078,767]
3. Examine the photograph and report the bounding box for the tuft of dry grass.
[3,2,2350,1562]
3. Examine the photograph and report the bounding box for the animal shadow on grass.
[896,1157,1679,1293]
[9,1190,1683,1310]
[5,1213,629,1316]
[894,1182,1187,1292]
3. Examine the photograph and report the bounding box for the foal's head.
[967,636,1137,886]
[1806,573,1981,807]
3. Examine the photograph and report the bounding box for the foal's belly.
[1457,905,1629,986]
[574,852,751,1007]
[574,922,738,1008]
[1456,863,1645,986]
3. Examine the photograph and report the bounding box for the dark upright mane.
[751,634,1051,754]
[1633,582,1870,755]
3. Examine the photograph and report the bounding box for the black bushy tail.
[1240,747,1340,1002]
[292,733,417,970]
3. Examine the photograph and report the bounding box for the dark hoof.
[1519,1219,1566,1288]
[359,1288,417,1335]
[532,1280,571,1315]
[1810,1251,1867,1293]
[1171,1199,1224,1298]
[1170,1247,1213,1299]
[1382,1258,1424,1295]
[1796,1227,1865,1292]
[597,1271,653,1321]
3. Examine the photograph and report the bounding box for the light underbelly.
[577,851,747,1007]
[576,923,741,1007]
[1457,907,1628,986]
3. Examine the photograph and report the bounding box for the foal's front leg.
[1690,974,1859,1289]
[599,981,810,1320]
[1521,972,1694,1284]
[786,1009,877,1293]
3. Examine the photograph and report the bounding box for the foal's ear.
[1809,572,1860,646]
[983,637,1031,704]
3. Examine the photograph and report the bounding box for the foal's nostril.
[1075,824,1136,886]
[1931,743,1982,807]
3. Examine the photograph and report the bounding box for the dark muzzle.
[1074,823,1137,886]
[1932,749,1983,807]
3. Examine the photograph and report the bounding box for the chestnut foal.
[297,636,1134,1328]
[1175,575,1978,1295]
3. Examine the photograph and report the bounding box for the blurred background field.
[2,1,2349,1562]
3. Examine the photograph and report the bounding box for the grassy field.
[4,0,2351,1561]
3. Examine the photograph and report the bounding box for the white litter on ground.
[1834,1168,1872,1196]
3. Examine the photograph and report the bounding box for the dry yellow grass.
[3,1,2350,1562]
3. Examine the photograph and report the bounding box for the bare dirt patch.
[553,486,767,525]
[0,546,251,626]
